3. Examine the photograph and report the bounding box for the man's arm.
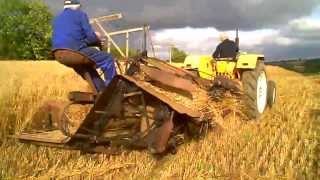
[236,44,239,53]
[80,12,100,46]
[212,44,221,58]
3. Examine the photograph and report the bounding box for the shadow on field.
[309,109,320,120]
[314,92,320,98]
[266,58,320,76]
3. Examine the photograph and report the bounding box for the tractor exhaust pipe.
[235,28,240,52]
[142,24,148,58]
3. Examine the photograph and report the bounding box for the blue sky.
[311,6,320,18]
[44,0,320,60]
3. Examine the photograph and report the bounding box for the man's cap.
[64,0,80,5]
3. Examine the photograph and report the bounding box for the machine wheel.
[241,61,268,119]
[267,80,276,108]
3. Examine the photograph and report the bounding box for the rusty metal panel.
[75,75,202,138]
[143,58,213,89]
[143,58,194,77]
[74,76,126,135]
[68,91,95,104]
[140,65,197,97]
[151,112,174,154]
[120,75,202,118]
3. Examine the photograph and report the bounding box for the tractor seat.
[215,57,237,61]
[53,49,95,68]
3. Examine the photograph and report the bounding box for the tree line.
[0,0,52,60]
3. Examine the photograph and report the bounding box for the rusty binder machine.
[17,13,212,155]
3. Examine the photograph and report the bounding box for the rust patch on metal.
[152,112,174,154]
[121,75,202,119]
[68,91,95,104]
[144,58,190,77]
[143,58,213,89]
[140,65,197,97]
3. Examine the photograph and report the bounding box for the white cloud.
[235,29,278,47]
[153,27,219,45]
[151,27,220,57]
[289,17,320,31]
[150,27,298,58]
[274,37,298,46]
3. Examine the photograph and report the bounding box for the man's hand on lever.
[95,31,106,49]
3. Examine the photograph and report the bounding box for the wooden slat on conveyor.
[18,130,71,144]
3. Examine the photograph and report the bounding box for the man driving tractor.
[212,32,239,59]
[52,0,116,92]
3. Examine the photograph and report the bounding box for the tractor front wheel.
[267,80,277,108]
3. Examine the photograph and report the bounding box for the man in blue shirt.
[52,0,116,91]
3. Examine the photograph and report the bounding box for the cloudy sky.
[44,0,320,61]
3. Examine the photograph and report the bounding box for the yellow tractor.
[173,33,277,119]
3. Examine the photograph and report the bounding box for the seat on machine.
[53,49,101,95]
[53,49,96,67]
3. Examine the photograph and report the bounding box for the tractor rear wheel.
[241,61,268,119]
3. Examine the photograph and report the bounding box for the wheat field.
[0,61,319,179]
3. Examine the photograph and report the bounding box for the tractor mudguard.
[236,54,264,69]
